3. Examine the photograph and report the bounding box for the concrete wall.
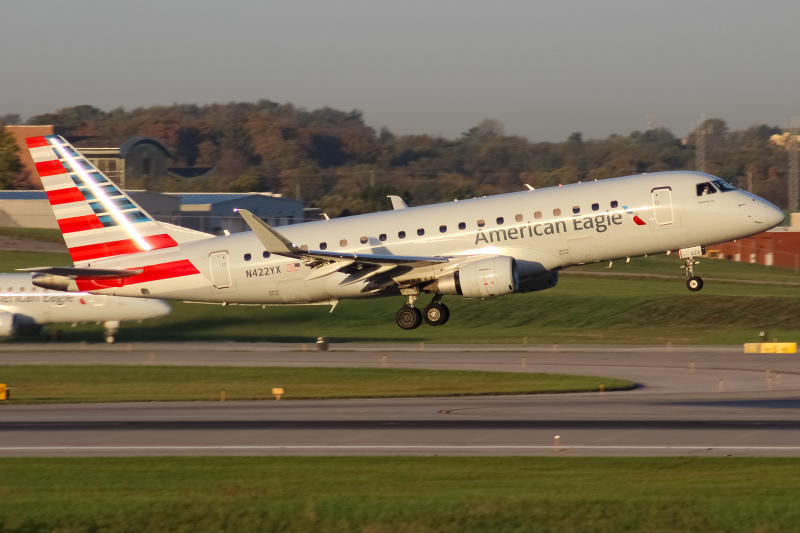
[0,200,58,229]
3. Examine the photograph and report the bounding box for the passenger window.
[477,219,485,227]
[458,222,466,230]
[379,234,387,242]
[592,203,599,211]
[398,231,406,239]
[320,242,328,250]
[263,251,270,258]
[610,200,618,208]
[244,253,251,261]
[697,182,717,196]
[515,214,523,222]
[340,239,348,247]
[534,211,542,219]
[496,217,504,225]
[572,206,580,214]
[417,228,425,236]
[553,208,561,216]
[360,236,368,244]
[439,225,447,233]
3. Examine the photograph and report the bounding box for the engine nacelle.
[434,256,519,298]
[516,270,558,293]
[0,311,17,336]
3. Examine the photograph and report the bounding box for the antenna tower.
[789,117,800,212]
[695,113,706,173]
[646,115,656,131]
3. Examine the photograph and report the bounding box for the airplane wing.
[17,266,143,279]
[387,195,409,210]
[237,209,449,269]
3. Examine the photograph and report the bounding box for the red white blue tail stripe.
[26,135,179,264]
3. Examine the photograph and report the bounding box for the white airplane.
[21,135,784,330]
[0,272,171,342]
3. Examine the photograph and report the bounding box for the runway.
[2,343,800,457]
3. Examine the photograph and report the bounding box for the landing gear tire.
[396,306,422,330]
[423,302,450,326]
[686,276,703,291]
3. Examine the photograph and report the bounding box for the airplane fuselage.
[75,172,782,305]
[0,273,170,339]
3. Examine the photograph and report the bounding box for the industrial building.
[0,190,306,234]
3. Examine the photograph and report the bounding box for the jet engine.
[0,311,17,336]
[433,256,519,298]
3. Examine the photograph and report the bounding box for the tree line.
[0,103,792,216]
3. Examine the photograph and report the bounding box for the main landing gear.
[395,294,450,330]
[683,257,704,292]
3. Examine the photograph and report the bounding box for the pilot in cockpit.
[697,182,716,196]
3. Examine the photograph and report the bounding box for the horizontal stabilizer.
[17,266,143,279]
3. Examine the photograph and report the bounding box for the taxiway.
[2,343,799,457]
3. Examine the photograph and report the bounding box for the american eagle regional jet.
[21,135,784,330]
[0,273,170,342]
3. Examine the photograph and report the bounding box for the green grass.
[0,250,71,272]
[0,227,66,244]
[3,251,800,345]
[0,457,799,532]
[0,366,632,404]
[573,253,800,282]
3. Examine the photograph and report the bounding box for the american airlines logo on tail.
[26,135,179,263]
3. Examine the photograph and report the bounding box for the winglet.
[387,195,408,210]
[237,209,303,255]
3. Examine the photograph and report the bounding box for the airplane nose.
[764,202,785,228]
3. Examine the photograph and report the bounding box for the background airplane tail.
[26,135,180,265]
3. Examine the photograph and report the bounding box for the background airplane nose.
[151,299,172,317]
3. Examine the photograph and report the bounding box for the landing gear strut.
[683,257,703,292]
[395,294,451,329]
[103,320,119,343]
[423,295,449,326]
[395,294,422,330]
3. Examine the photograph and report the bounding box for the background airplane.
[0,273,170,342]
[22,135,784,330]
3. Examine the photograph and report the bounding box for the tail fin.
[26,135,179,264]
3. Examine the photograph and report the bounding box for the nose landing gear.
[683,257,704,291]
[395,294,450,329]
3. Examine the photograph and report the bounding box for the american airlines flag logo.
[286,262,301,272]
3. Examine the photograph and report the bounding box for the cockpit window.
[697,182,717,196]
[713,179,738,192]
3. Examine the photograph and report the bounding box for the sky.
[1,0,799,142]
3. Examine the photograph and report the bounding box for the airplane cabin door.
[208,251,236,292]
[652,187,675,225]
